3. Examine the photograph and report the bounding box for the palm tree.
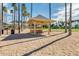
[1,3,3,34]
[3,6,8,34]
[10,10,14,29]
[3,6,7,23]
[22,4,27,20]
[0,3,3,35]
[21,3,27,30]
[31,3,32,18]
[65,3,67,33]
[26,13,30,17]
[12,3,18,33]
[68,3,72,35]
[20,4,23,31]
[18,3,21,33]
[48,3,51,34]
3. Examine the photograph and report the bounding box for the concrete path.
[0,32,79,56]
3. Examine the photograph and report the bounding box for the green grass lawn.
[28,28,79,32]
[43,28,79,32]
[71,29,79,32]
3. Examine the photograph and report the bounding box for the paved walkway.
[0,32,79,56]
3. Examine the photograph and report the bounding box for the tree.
[3,6,8,34]
[3,6,7,23]
[26,13,30,18]
[65,3,67,33]
[48,3,51,34]
[21,3,27,30]
[10,10,14,29]
[12,3,18,33]
[18,3,21,33]
[0,3,3,35]
[68,3,72,35]
[1,3,3,34]
[31,3,32,18]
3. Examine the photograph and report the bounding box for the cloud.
[53,3,79,21]
[3,3,8,7]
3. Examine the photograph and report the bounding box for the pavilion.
[26,15,54,35]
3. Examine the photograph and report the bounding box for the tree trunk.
[11,10,14,34]
[14,9,16,34]
[18,3,20,33]
[6,16,8,35]
[65,3,67,33]
[0,3,2,35]
[12,11,14,28]
[21,4,23,31]
[68,3,72,35]
[31,3,32,18]
[21,16,22,31]
[48,3,51,35]
[2,3,4,34]
[21,17,24,31]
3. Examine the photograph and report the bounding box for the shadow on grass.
[0,32,65,48]
[23,34,70,56]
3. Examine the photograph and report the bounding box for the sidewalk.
[0,32,68,56]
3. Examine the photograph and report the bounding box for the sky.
[1,3,79,23]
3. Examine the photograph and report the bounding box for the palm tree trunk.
[21,16,22,31]
[65,3,67,33]
[21,16,23,31]
[48,3,51,34]
[12,10,14,28]
[23,16,26,29]
[2,3,3,34]
[6,14,8,35]
[0,3,2,35]
[3,12,5,34]
[14,9,16,33]
[21,4,23,31]
[68,3,72,35]
[18,3,21,33]
[31,3,32,18]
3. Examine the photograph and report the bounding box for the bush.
[75,25,79,29]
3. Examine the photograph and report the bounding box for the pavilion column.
[48,23,50,35]
[34,22,36,34]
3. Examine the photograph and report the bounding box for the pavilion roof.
[27,15,54,25]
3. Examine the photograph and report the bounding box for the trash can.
[2,29,4,34]
[11,29,15,34]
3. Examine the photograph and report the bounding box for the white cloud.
[3,3,8,6]
[53,3,79,21]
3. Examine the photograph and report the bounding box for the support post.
[48,23,50,35]
[34,23,36,35]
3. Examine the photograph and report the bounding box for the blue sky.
[26,3,65,18]
[3,3,65,23]
[2,3,79,23]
